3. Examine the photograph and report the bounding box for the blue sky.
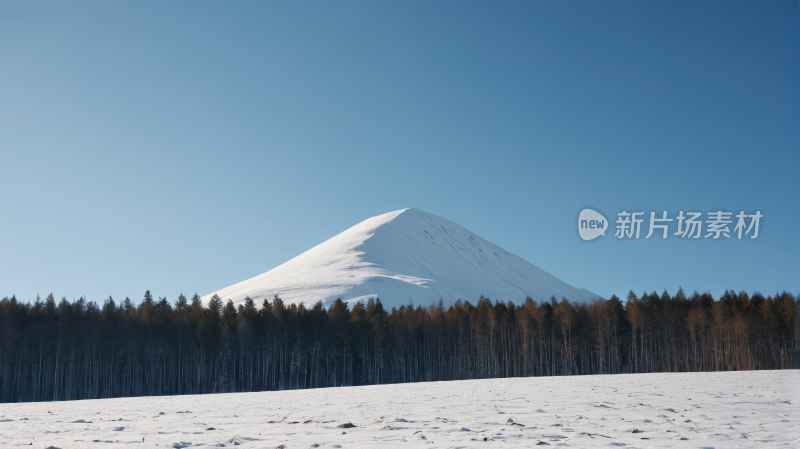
[1,1,798,304]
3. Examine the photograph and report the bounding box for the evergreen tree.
[0,289,795,403]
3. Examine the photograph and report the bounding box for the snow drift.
[203,208,598,308]
[5,370,795,448]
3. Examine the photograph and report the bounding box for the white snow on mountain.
[203,208,598,308]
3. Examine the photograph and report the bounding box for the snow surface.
[1,370,796,448]
[203,208,598,309]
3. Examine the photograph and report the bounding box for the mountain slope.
[203,208,598,308]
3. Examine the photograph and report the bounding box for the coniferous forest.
[0,289,797,403]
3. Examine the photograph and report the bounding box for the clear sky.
[1,1,798,304]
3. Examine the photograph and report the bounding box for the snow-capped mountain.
[203,208,599,308]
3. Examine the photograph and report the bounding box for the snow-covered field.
[1,370,796,448]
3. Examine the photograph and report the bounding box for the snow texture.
[203,208,598,309]
[1,370,796,448]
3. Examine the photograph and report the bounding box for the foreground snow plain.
[1,370,796,448]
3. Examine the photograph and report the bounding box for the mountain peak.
[203,209,598,308]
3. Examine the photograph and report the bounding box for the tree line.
[0,288,797,403]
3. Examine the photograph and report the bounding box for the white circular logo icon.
[578,208,608,241]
